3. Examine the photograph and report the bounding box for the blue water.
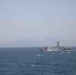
[0,47,76,75]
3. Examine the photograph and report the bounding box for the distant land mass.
[0,37,58,47]
[0,37,76,47]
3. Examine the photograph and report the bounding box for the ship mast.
[57,41,60,47]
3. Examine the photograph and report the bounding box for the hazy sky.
[0,0,76,44]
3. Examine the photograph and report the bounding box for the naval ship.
[40,41,71,51]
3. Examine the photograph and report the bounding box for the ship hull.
[41,47,72,52]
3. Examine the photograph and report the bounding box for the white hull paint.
[41,41,72,52]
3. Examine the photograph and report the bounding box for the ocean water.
[0,47,76,75]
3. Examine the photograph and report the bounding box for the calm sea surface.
[0,47,76,75]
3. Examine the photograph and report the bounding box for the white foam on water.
[31,64,35,67]
[37,54,41,56]
[60,51,65,54]
[37,54,43,56]
[67,52,71,54]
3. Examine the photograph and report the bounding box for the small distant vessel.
[40,41,71,51]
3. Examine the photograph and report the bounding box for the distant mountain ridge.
[0,37,59,47]
[0,37,75,47]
